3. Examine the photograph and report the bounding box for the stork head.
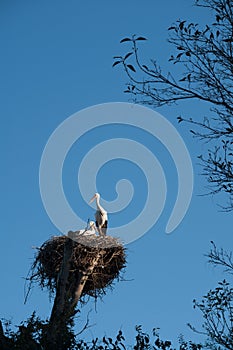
[89,221,96,229]
[89,192,100,203]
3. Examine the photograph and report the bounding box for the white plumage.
[89,193,108,236]
[67,221,97,240]
[82,221,97,236]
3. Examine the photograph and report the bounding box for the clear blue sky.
[1,0,232,346]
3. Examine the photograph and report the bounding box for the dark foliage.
[188,242,233,350]
[0,320,202,350]
[1,242,232,350]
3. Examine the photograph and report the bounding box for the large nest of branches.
[28,234,126,300]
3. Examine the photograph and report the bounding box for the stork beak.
[89,194,96,204]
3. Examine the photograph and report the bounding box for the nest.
[29,234,126,300]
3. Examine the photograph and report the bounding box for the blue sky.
[1,0,232,346]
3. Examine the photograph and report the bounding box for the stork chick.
[67,221,97,240]
[82,221,97,236]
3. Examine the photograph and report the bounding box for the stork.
[82,221,97,236]
[67,221,97,240]
[89,193,108,236]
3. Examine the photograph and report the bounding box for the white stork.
[89,193,108,236]
[82,221,97,236]
[67,221,97,240]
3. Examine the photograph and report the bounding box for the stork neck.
[96,196,104,212]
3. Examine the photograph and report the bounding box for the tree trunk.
[70,251,102,310]
[44,238,74,350]
[44,239,103,350]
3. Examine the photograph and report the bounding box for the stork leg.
[96,221,107,237]
[95,221,101,236]
[96,221,108,236]
[101,227,107,236]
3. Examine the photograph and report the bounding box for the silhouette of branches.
[113,0,233,209]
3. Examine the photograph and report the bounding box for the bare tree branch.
[113,0,233,209]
